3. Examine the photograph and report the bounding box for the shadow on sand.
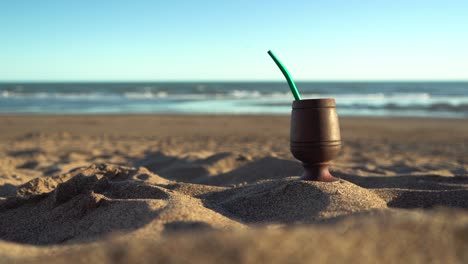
[336,172,468,209]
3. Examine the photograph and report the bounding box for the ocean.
[0,82,467,118]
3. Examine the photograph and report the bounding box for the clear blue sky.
[1,0,467,81]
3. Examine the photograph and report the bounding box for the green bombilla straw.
[267,50,302,100]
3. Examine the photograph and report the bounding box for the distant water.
[1,82,467,118]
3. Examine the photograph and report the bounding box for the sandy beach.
[0,115,467,263]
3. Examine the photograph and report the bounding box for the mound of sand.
[0,163,393,246]
[4,161,468,247]
[202,178,387,223]
[0,164,243,245]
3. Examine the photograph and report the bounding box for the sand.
[0,115,467,263]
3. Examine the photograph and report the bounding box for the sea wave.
[123,91,169,99]
[2,90,464,100]
[2,90,468,107]
[1,82,467,117]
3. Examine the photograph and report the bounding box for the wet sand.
[0,115,467,263]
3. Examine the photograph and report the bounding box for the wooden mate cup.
[290,98,342,182]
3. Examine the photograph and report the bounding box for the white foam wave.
[123,91,168,99]
[2,90,468,107]
[229,90,262,98]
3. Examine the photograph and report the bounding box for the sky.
[1,0,467,81]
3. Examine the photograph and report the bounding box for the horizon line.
[1,79,468,83]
